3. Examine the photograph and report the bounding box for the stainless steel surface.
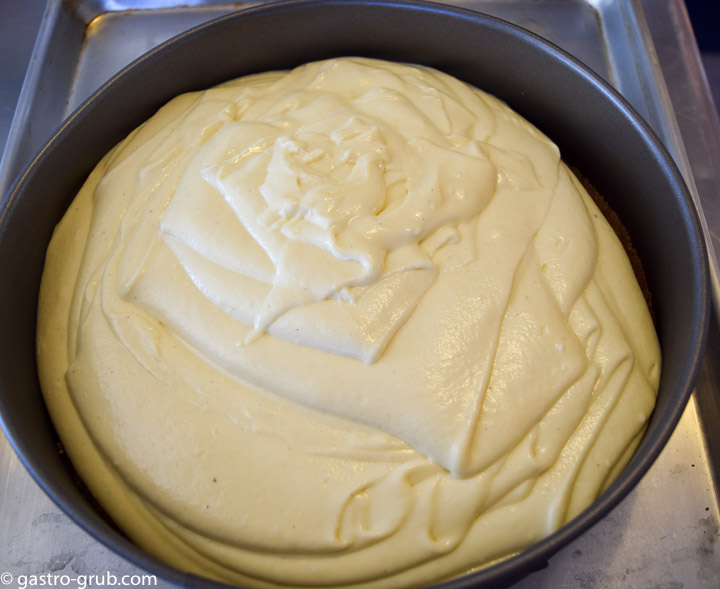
[1,0,719,587]
[0,0,46,162]
[642,0,720,519]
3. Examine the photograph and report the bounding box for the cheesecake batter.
[37,57,660,588]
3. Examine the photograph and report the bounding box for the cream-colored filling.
[37,57,660,588]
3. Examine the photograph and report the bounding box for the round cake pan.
[0,0,710,587]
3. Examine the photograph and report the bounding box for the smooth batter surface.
[37,57,660,588]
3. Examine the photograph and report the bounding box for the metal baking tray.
[1,0,719,586]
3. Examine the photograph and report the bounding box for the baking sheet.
[1,0,719,587]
